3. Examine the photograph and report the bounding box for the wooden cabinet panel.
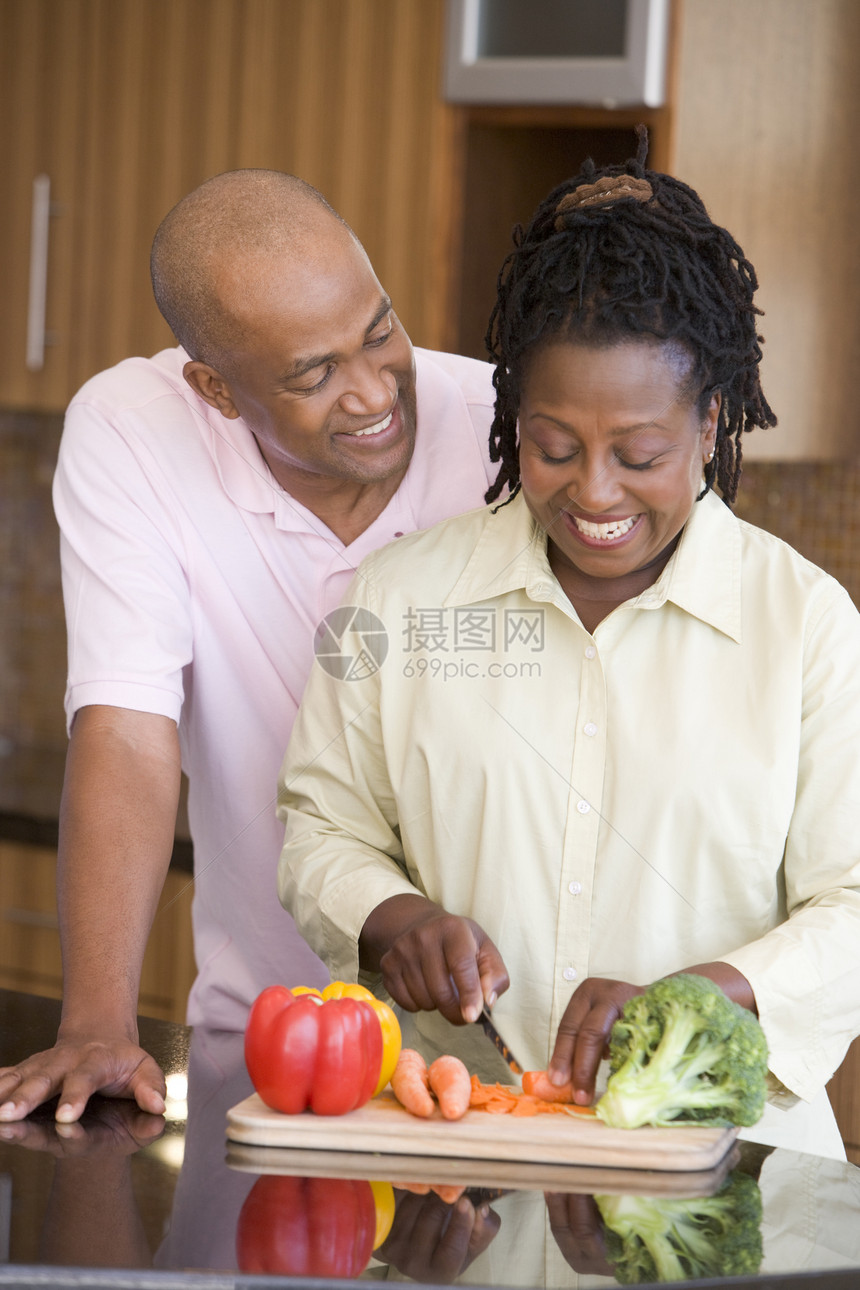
[0,841,196,1023]
[828,1040,860,1167]
[0,0,458,412]
[671,0,860,460]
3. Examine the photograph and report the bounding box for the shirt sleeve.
[53,396,193,729]
[277,565,419,985]
[721,581,860,1101]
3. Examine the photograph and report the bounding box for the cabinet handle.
[26,173,52,371]
[3,906,59,930]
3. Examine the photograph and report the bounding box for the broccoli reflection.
[594,1169,763,1283]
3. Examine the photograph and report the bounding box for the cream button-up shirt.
[278,490,860,1156]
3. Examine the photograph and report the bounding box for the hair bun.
[553,175,653,228]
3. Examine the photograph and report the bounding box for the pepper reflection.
[235,1172,501,1282]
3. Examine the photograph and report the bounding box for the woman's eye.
[539,448,576,464]
[618,456,658,471]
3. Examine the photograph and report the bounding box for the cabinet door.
[0,0,237,411]
[0,0,91,409]
[1,0,462,412]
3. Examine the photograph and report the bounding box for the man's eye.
[297,365,335,393]
[367,322,392,348]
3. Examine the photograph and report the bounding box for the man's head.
[151,170,416,491]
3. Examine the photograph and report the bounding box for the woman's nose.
[565,460,624,513]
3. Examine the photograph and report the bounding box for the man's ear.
[183,361,241,419]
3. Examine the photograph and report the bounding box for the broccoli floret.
[596,974,768,1129]
[596,1170,764,1283]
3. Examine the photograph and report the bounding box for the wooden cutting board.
[226,1091,737,1173]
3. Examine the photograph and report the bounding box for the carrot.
[430,1184,466,1204]
[521,1070,575,1103]
[393,1182,466,1204]
[469,1075,597,1118]
[428,1054,472,1121]
[391,1048,435,1118]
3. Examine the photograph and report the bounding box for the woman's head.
[485,130,776,507]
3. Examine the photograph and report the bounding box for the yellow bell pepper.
[321,981,402,1096]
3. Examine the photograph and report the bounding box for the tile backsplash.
[2,406,860,755]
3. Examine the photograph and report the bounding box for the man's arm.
[0,705,182,1122]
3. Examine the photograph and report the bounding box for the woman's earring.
[706,450,715,461]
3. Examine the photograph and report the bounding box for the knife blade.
[478,1004,524,1077]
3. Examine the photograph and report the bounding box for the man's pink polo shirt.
[54,345,496,1030]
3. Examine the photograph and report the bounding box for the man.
[0,170,496,1123]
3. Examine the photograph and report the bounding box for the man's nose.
[339,356,396,415]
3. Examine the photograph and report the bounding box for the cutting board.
[226,1091,737,1173]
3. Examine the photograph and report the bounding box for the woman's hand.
[377,1190,500,1282]
[548,964,757,1106]
[360,894,510,1025]
[548,977,644,1105]
[545,1192,615,1277]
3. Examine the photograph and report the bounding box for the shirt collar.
[446,489,743,643]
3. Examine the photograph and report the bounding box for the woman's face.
[518,338,719,589]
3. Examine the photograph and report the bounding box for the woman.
[277,139,860,1157]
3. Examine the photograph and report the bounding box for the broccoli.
[595,1170,764,1283]
[596,974,768,1129]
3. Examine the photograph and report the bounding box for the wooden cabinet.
[828,1042,860,1167]
[670,0,860,460]
[0,0,459,411]
[0,841,196,1023]
[4,0,856,458]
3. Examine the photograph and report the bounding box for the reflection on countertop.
[2,989,860,1289]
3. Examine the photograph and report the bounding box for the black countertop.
[2,989,860,1289]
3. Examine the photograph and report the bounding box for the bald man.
[0,172,496,1122]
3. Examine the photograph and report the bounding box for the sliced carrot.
[521,1070,575,1103]
[430,1184,466,1204]
[391,1049,435,1118]
[469,1075,597,1117]
[428,1054,472,1121]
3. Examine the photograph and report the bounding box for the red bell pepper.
[236,1174,377,1278]
[244,984,383,1115]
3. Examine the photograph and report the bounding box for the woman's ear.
[183,361,241,419]
[703,389,721,460]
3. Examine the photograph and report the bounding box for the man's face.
[196,223,417,491]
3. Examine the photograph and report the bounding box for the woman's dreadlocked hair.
[484,128,776,507]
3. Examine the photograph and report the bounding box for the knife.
[478,1004,524,1077]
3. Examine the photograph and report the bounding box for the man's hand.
[548,977,644,1105]
[360,894,509,1025]
[0,1034,166,1124]
[0,1093,165,1154]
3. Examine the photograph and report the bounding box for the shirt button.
[576,799,590,814]
[584,645,596,659]
[583,721,598,737]
[393,531,404,538]
[562,966,578,982]
[568,880,582,896]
